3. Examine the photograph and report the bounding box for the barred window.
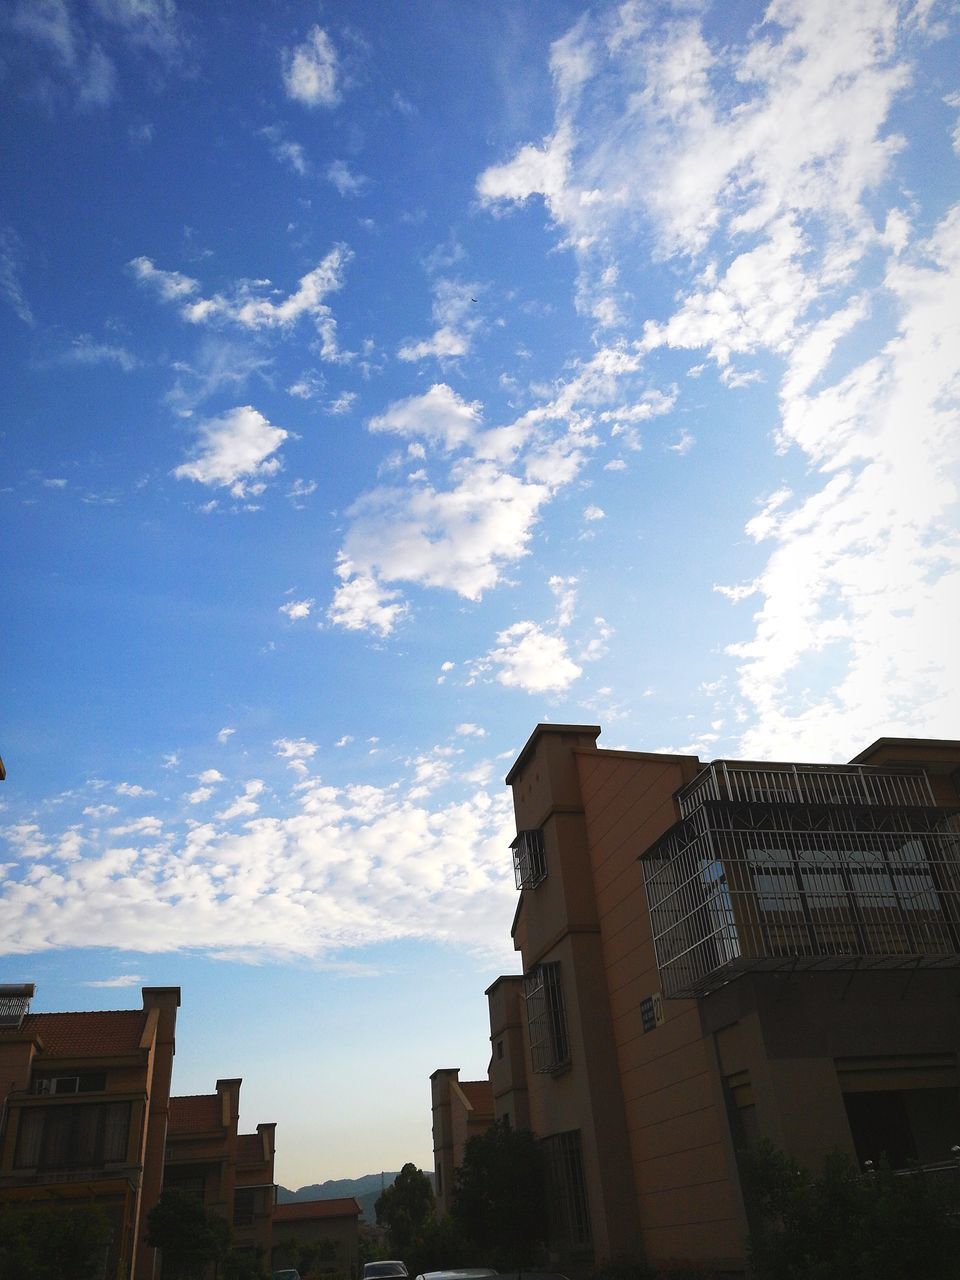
[512,829,547,889]
[541,1129,591,1251]
[523,962,569,1072]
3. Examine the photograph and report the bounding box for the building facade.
[272,1196,362,1278]
[0,983,180,1280]
[165,1077,276,1271]
[491,725,960,1274]
[430,1068,494,1216]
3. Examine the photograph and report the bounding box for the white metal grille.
[644,801,960,998]
[512,828,547,889]
[523,962,569,1072]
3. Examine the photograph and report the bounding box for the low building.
[487,724,960,1275]
[272,1196,362,1278]
[0,983,180,1280]
[430,1068,494,1215]
[164,1077,276,1271]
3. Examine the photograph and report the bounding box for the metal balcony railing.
[643,812,960,998]
[678,762,936,818]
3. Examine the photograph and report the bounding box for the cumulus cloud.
[280,599,313,620]
[283,25,340,108]
[368,384,483,452]
[173,405,288,497]
[477,621,583,694]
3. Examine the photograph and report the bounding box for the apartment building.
[430,1068,494,1216]
[491,724,960,1275]
[165,1077,276,1268]
[0,983,180,1280]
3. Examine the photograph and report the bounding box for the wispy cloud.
[1,227,34,326]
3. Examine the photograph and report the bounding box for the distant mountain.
[277,1171,436,1224]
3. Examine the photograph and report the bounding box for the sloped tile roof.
[459,1080,494,1114]
[21,1010,146,1058]
[274,1197,361,1222]
[168,1094,222,1133]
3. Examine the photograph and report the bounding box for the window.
[541,1130,591,1251]
[233,1187,256,1227]
[33,1072,107,1096]
[523,963,569,1073]
[14,1101,130,1170]
[497,1039,504,1060]
[512,829,547,889]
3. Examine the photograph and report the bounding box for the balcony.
[642,765,960,998]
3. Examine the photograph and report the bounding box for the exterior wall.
[0,986,180,1280]
[499,725,960,1277]
[272,1202,361,1279]
[233,1122,276,1261]
[430,1069,493,1217]
[486,976,530,1132]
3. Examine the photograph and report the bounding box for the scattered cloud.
[0,227,34,326]
[397,280,482,363]
[217,727,235,744]
[280,599,314,621]
[52,334,140,371]
[455,723,486,737]
[283,25,340,108]
[83,974,144,988]
[173,405,288,498]
[475,621,583,694]
[583,504,604,521]
[115,782,154,797]
[327,160,368,197]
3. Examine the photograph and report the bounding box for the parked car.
[363,1262,409,1280]
[273,1270,302,1280]
[415,1270,498,1280]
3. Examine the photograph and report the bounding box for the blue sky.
[2,0,959,1186]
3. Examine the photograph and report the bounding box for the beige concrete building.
[0,983,180,1280]
[489,724,960,1275]
[430,1068,494,1215]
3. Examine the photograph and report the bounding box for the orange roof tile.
[274,1198,361,1222]
[21,1010,146,1058]
[168,1094,222,1133]
[460,1080,493,1113]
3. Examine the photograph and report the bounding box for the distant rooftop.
[169,1093,222,1133]
[274,1197,361,1222]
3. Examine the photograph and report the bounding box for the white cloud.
[280,599,313,621]
[548,574,577,628]
[55,334,140,371]
[217,727,235,744]
[216,779,265,821]
[173,405,288,497]
[335,735,353,748]
[327,562,410,636]
[109,816,163,837]
[669,430,695,455]
[283,25,340,108]
[727,203,960,759]
[478,621,583,694]
[455,723,486,737]
[1,226,34,326]
[0,767,518,961]
[198,769,223,785]
[397,280,482,363]
[583,504,605,521]
[368,384,483,452]
[115,782,154,797]
[327,160,367,196]
[128,255,198,300]
[580,616,614,663]
[83,974,144,988]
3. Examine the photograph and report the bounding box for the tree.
[451,1120,546,1268]
[375,1163,435,1259]
[145,1188,231,1280]
[741,1140,960,1280]
[0,1203,112,1280]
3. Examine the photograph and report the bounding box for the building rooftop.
[459,1080,494,1113]
[168,1094,222,1133]
[274,1197,362,1222]
[19,1009,146,1057]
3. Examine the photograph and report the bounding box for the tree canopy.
[451,1120,546,1268]
[375,1163,436,1260]
[145,1188,231,1280]
[0,1203,112,1280]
